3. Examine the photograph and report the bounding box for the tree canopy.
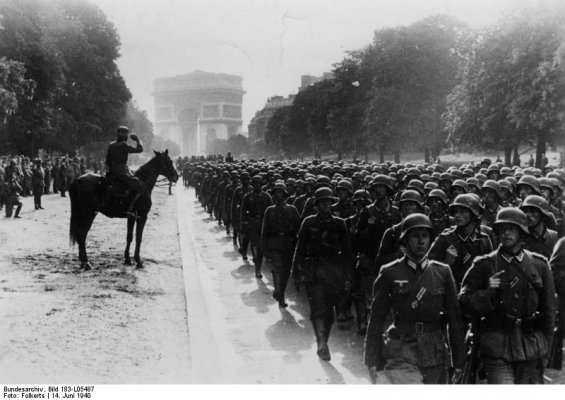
[0,0,131,155]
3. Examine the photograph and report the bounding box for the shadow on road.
[264,309,313,365]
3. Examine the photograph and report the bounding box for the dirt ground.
[0,188,192,383]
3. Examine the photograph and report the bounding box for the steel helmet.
[406,179,426,196]
[466,177,482,192]
[451,170,463,180]
[498,179,514,195]
[399,213,434,241]
[449,194,483,218]
[519,195,553,220]
[439,172,453,183]
[370,174,394,193]
[451,179,469,193]
[481,180,500,197]
[517,175,541,195]
[316,175,331,188]
[353,189,370,204]
[314,187,337,204]
[500,166,512,177]
[251,175,263,184]
[424,181,439,191]
[538,177,554,193]
[271,182,288,196]
[493,207,529,235]
[336,179,354,195]
[399,190,424,209]
[487,165,500,174]
[427,189,449,205]
[286,178,297,187]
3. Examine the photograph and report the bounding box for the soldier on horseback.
[105,126,144,218]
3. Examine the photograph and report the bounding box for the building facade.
[152,71,244,155]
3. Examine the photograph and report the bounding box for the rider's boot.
[126,193,142,219]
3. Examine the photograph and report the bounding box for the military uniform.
[31,164,44,209]
[428,226,493,287]
[331,199,356,219]
[261,202,300,305]
[355,200,401,302]
[241,190,273,269]
[482,204,501,228]
[364,256,465,384]
[292,212,354,358]
[231,183,252,249]
[522,227,558,259]
[459,249,556,383]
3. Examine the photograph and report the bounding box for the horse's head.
[154,149,179,183]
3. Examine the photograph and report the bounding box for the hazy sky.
[91,0,538,130]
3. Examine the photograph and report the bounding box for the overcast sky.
[91,0,549,131]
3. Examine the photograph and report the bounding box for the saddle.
[99,174,135,218]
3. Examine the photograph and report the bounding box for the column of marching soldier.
[178,155,565,384]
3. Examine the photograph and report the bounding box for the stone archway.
[177,108,199,155]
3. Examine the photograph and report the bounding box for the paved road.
[177,186,370,384]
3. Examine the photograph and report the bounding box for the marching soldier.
[480,180,502,228]
[355,175,401,307]
[428,194,494,287]
[426,189,453,236]
[292,187,353,361]
[374,190,424,274]
[261,182,300,307]
[241,175,273,278]
[519,195,558,259]
[459,208,556,384]
[364,213,465,384]
[231,172,251,251]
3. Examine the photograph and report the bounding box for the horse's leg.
[133,216,147,269]
[124,217,135,265]
[78,212,96,270]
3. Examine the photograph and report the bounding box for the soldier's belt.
[487,313,540,332]
[393,320,442,336]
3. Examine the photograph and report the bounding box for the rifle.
[459,318,481,384]
[547,323,563,370]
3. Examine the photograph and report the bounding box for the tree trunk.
[512,147,519,166]
[379,145,385,164]
[535,133,546,169]
[337,152,342,161]
[365,148,369,163]
[424,148,430,164]
[394,149,400,164]
[504,146,512,166]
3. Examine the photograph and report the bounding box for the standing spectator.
[31,159,45,210]
[43,160,51,194]
[58,159,68,197]
[5,172,23,218]
[51,158,60,194]
[22,157,32,196]
[528,154,535,167]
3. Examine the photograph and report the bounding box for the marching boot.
[312,318,330,361]
[354,299,368,335]
[324,315,333,343]
[272,272,287,307]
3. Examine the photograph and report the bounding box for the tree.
[227,133,248,156]
[0,0,131,155]
[444,5,565,166]
[363,15,468,162]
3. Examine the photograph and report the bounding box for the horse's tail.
[69,179,80,246]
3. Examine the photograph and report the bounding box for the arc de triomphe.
[152,71,244,155]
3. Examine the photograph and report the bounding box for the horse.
[69,150,179,270]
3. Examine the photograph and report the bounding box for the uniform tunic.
[459,250,555,364]
[364,257,465,383]
[292,213,354,320]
